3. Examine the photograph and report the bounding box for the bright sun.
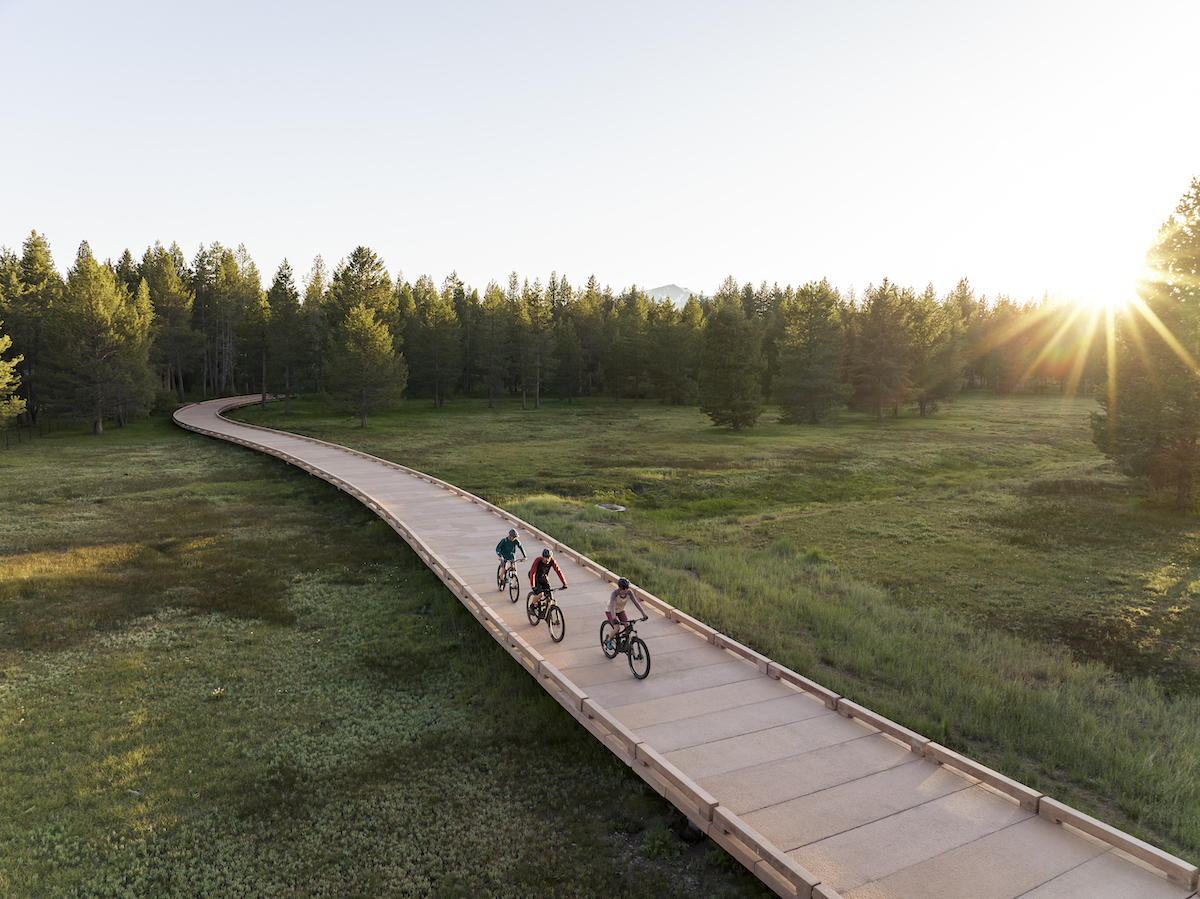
[1068,259,1144,313]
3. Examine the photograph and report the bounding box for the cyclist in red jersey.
[529,548,568,594]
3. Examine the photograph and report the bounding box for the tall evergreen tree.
[777,279,851,423]
[238,286,273,408]
[7,231,63,423]
[550,317,582,401]
[445,273,479,395]
[698,293,764,431]
[191,243,261,397]
[524,277,554,408]
[323,247,397,346]
[303,256,329,390]
[906,283,964,416]
[977,295,1027,394]
[574,276,606,396]
[647,295,700,405]
[324,302,407,427]
[407,274,462,407]
[44,242,155,434]
[1092,177,1200,509]
[0,250,24,428]
[266,260,309,414]
[506,273,531,408]
[758,282,786,401]
[141,241,199,400]
[853,279,910,421]
[478,281,511,407]
[114,249,140,296]
[609,286,650,400]
[0,328,25,430]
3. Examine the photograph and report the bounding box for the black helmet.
[508,529,517,538]
[542,549,552,558]
[618,577,629,589]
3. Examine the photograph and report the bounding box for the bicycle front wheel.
[599,621,618,658]
[548,605,565,642]
[526,592,542,626]
[628,637,651,679]
[508,573,520,602]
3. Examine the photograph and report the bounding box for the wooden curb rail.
[175,398,1199,899]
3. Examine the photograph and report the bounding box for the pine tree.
[303,256,329,389]
[407,274,462,407]
[524,277,554,408]
[1092,177,1200,509]
[191,243,261,397]
[0,330,25,431]
[853,279,910,421]
[478,281,511,407]
[574,276,606,396]
[7,231,63,424]
[238,287,272,408]
[698,293,764,431]
[324,302,407,427]
[114,249,140,296]
[141,242,200,401]
[446,273,479,395]
[44,242,155,434]
[647,295,700,405]
[906,284,964,416]
[978,296,1027,394]
[777,279,851,423]
[323,247,397,346]
[609,286,650,400]
[266,260,309,414]
[551,317,582,401]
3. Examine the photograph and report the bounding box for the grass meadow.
[228,391,1200,866]
[3,391,1198,895]
[0,417,769,898]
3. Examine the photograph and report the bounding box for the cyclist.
[529,548,568,596]
[606,577,647,646]
[495,529,527,591]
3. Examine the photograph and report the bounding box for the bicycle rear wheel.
[628,637,651,679]
[508,572,520,602]
[548,605,565,642]
[526,592,542,626]
[599,621,618,658]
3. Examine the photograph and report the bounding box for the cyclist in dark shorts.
[495,529,526,590]
[529,548,568,594]
[607,577,647,631]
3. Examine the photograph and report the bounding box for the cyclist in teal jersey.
[496,529,526,590]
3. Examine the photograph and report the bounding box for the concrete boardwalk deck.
[175,397,1198,899]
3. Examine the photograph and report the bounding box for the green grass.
[0,416,770,898]
[228,391,1200,865]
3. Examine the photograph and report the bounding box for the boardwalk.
[175,398,1198,899]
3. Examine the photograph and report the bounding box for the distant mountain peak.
[647,284,703,306]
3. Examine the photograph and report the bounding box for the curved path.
[175,398,1197,899]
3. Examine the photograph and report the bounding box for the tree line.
[0,233,1111,438]
[1092,176,1200,510]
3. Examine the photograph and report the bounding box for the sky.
[1,0,1197,308]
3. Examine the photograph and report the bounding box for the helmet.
[617,577,629,589]
[542,549,552,558]
[508,529,517,538]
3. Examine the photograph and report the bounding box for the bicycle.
[526,586,566,642]
[600,617,651,679]
[497,557,523,603]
